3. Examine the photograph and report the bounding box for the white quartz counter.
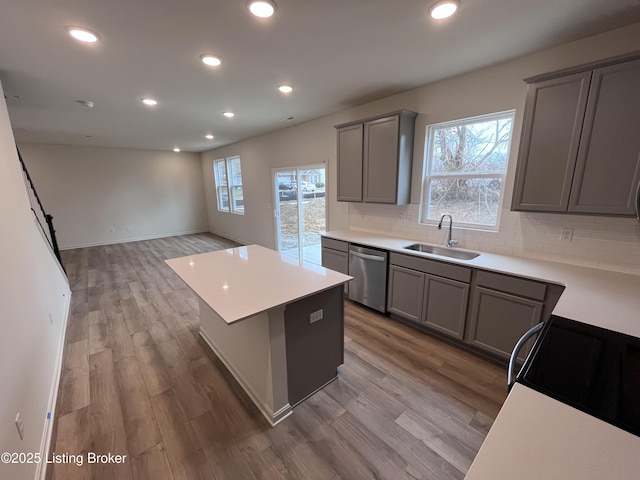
[166,244,352,324]
[323,230,640,337]
[464,384,640,480]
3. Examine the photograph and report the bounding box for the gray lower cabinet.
[423,274,469,340]
[466,271,545,361]
[388,253,470,340]
[387,264,425,323]
[321,237,349,295]
[512,53,640,217]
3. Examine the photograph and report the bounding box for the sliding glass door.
[273,164,326,264]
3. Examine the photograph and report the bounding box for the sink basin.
[404,243,480,260]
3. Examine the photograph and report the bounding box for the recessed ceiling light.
[223,111,235,118]
[428,0,460,19]
[173,147,181,152]
[205,134,214,140]
[76,100,94,108]
[247,0,277,18]
[278,84,294,94]
[141,98,158,106]
[66,26,99,43]
[200,54,222,67]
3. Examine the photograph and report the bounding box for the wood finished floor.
[49,233,508,480]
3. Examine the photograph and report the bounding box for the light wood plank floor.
[49,233,507,480]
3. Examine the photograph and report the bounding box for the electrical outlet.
[15,413,24,440]
[126,225,132,231]
[560,228,574,242]
[309,309,323,324]
[109,226,116,233]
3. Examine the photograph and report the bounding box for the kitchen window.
[420,110,514,230]
[214,156,244,214]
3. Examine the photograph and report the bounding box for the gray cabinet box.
[335,110,417,205]
[512,53,640,217]
[388,253,470,340]
[321,237,349,296]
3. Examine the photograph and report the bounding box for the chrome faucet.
[438,213,458,247]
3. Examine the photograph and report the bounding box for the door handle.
[508,322,544,390]
[635,179,640,222]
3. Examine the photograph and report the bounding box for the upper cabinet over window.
[335,110,417,205]
[512,53,640,217]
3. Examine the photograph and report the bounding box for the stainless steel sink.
[404,243,480,260]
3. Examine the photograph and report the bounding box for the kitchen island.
[166,244,352,426]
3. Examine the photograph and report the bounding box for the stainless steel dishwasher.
[348,244,388,312]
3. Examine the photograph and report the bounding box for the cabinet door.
[336,124,363,202]
[423,274,469,340]
[387,265,424,323]
[568,59,640,215]
[321,247,349,296]
[467,287,543,361]
[512,72,591,212]
[363,115,400,203]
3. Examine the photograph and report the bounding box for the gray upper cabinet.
[336,124,364,202]
[512,53,640,217]
[512,72,591,212]
[568,59,640,215]
[335,110,417,205]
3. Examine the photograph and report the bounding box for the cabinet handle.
[508,322,545,389]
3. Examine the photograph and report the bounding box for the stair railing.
[16,147,65,272]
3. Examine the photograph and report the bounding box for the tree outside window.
[214,156,244,214]
[421,111,514,229]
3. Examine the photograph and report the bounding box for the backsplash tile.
[348,204,640,275]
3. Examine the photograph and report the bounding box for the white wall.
[19,144,209,249]
[203,22,640,274]
[0,82,71,479]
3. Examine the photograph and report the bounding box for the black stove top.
[517,315,640,437]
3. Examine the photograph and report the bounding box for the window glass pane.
[228,156,242,187]
[217,186,229,212]
[427,177,503,226]
[214,159,227,186]
[431,117,512,175]
[231,186,244,213]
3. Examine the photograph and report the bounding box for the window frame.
[419,110,515,231]
[213,155,244,215]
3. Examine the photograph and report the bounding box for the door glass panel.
[300,168,325,264]
[275,170,299,257]
[274,165,326,264]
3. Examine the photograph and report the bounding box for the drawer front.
[321,237,349,253]
[389,252,471,283]
[476,270,546,301]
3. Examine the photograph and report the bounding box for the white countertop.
[323,230,640,337]
[166,244,352,324]
[464,384,640,480]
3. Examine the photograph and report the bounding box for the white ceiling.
[2,0,640,152]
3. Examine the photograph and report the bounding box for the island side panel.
[198,299,292,425]
[284,285,345,406]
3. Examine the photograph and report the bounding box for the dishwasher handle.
[508,322,545,390]
[349,250,386,262]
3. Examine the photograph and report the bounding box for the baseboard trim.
[35,290,72,480]
[198,329,292,427]
[59,229,210,250]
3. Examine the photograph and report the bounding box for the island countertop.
[166,244,352,324]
